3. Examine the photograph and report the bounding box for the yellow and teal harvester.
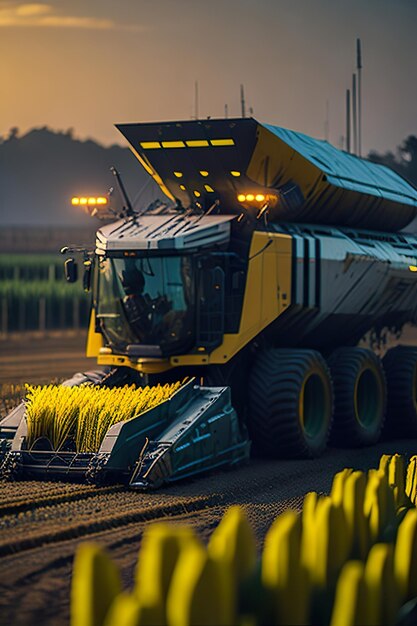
[3,117,417,488]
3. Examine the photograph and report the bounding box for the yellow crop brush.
[24,382,181,453]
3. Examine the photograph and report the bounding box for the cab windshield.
[97,256,195,355]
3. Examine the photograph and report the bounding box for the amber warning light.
[237,193,267,203]
[71,196,108,206]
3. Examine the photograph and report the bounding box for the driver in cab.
[120,266,170,342]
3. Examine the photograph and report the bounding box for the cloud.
[15,3,50,17]
[0,2,140,30]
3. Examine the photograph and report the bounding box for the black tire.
[328,348,386,447]
[383,346,417,437]
[248,349,333,458]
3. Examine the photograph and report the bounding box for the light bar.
[237,193,269,204]
[210,138,234,146]
[139,141,161,149]
[71,196,108,207]
[139,138,235,149]
[161,141,185,148]
[186,140,209,147]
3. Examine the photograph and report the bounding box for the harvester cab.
[2,117,417,488]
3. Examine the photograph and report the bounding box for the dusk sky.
[1,0,416,154]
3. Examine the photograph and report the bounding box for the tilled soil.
[0,332,91,385]
[2,335,417,624]
[0,439,416,626]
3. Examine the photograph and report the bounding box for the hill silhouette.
[0,127,163,226]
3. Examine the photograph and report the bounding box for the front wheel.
[248,349,333,458]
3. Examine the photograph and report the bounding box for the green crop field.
[0,253,64,281]
[0,254,90,333]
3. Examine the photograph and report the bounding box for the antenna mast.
[346,89,351,153]
[352,73,358,155]
[324,99,330,142]
[194,81,199,120]
[356,38,362,156]
[240,84,246,118]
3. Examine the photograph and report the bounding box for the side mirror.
[64,258,78,283]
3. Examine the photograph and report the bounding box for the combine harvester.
[2,118,417,489]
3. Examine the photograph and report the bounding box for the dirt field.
[0,440,416,626]
[0,331,92,385]
[2,324,416,386]
[1,333,417,625]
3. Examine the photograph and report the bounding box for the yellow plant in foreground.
[70,455,417,626]
[24,381,181,453]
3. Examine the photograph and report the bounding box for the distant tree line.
[368,135,417,189]
[0,126,163,226]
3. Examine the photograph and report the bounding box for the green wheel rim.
[301,373,329,439]
[355,368,382,428]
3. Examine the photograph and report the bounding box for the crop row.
[0,280,89,332]
[71,453,417,626]
[0,254,65,282]
[25,382,182,452]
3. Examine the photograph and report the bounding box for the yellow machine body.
[88,230,293,374]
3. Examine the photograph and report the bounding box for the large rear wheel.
[248,349,333,458]
[383,346,417,437]
[328,347,386,447]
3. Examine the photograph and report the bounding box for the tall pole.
[225,103,228,119]
[352,73,358,155]
[324,99,330,142]
[240,84,246,118]
[195,81,199,120]
[346,89,351,153]
[356,38,362,156]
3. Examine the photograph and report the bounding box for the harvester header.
[117,117,417,231]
